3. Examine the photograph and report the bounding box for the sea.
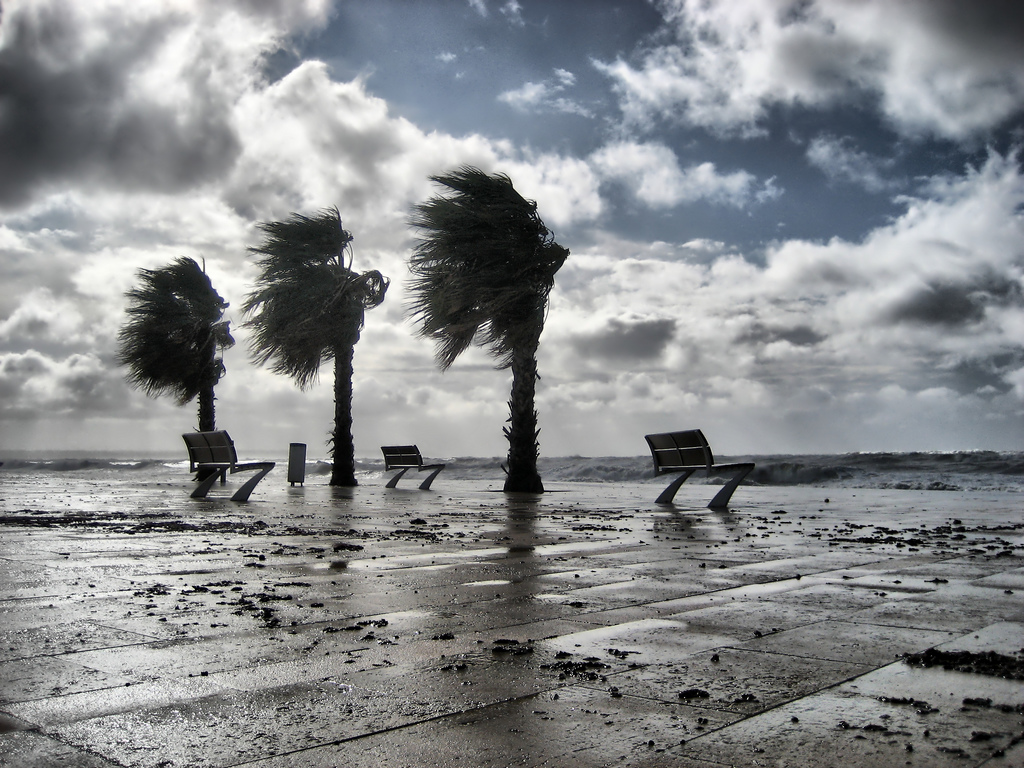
[3,451,1024,494]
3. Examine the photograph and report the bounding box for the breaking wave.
[0,457,179,472]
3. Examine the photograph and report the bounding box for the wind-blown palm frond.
[242,208,388,389]
[408,166,568,370]
[407,166,568,492]
[118,257,233,418]
[242,207,389,485]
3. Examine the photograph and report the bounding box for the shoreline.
[3,450,1024,497]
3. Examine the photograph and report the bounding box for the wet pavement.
[1,472,1023,766]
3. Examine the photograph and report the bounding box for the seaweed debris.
[901,648,1024,680]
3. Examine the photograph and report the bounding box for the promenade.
[1,471,1022,767]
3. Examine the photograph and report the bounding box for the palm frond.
[242,208,389,389]
[407,166,568,369]
[117,256,233,404]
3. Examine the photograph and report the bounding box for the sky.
[2,0,1024,460]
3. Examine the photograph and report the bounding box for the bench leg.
[655,470,695,504]
[386,467,411,489]
[230,463,275,502]
[191,467,228,498]
[708,464,754,508]
[418,466,445,490]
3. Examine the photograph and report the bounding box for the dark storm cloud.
[919,0,1024,58]
[574,317,677,361]
[886,275,1023,328]
[736,322,827,347]
[0,4,240,207]
[943,354,1023,396]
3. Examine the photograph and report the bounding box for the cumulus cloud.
[501,153,604,228]
[596,0,1024,141]
[0,350,129,417]
[590,141,780,208]
[542,148,1024,451]
[498,68,592,117]
[806,135,896,192]
[0,288,89,352]
[0,0,330,209]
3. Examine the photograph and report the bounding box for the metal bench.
[182,431,275,501]
[645,429,754,507]
[381,445,446,490]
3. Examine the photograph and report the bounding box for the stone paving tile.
[897,557,1021,581]
[240,684,741,768]
[838,572,968,595]
[730,619,961,666]
[536,618,739,667]
[44,677,482,768]
[659,595,838,637]
[5,675,228,728]
[722,549,892,579]
[937,620,1024,653]
[99,608,278,642]
[0,575,135,601]
[849,587,1024,632]
[0,621,159,662]
[563,746,741,767]
[841,660,1024,723]
[678,686,1021,768]
[69,623,401,681]
[425,616,606,649]
[971,566,1024,591]
[535,576,723,612]
[589,646,873,714]
[0,655,133,704]
[760,581,917,613]
[0,597,98,632]
[0,730,121,768]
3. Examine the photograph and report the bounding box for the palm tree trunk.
[503,341,544,493]
[197,338,217,432]
[198,386,216,432]
[330,345,358,486]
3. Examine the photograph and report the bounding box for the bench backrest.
[645,430,714,472]
[183,431,239,471]
[381,445,422,469]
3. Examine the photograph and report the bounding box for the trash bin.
[287,443,306,486]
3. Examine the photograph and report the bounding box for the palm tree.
[242,207,389,486]
[118,256,234,432]
[408,166,568,493]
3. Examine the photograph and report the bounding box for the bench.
[645,429,754,507]
[182,431,275,502]
[381,445,446,490]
